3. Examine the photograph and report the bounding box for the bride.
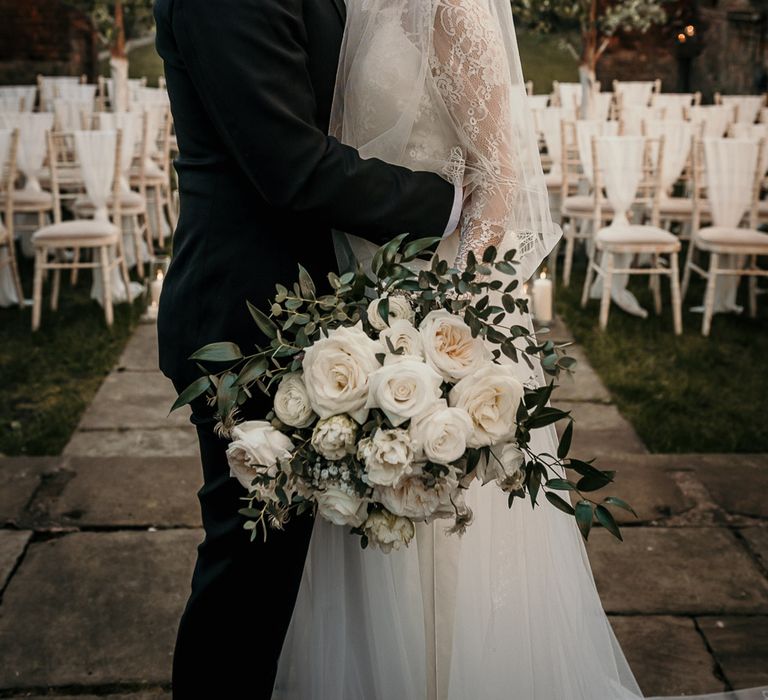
[270,1,761,698]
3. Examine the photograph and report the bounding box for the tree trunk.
[111,0,130,112]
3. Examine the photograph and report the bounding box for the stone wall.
[0,0,98,86]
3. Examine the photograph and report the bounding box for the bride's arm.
[431,0,519,271]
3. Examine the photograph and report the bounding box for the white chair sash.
[0,129,12,173]
[527,95,549,112]
[621,106,665,135]
[720,95,763,125]
[643,120,694,193]
[0,113,55,191]
[54,98,93,132]
[651,93,695,120]
[596,135,645,227]
[703,137,760,229]
[39,76,80,111]
[539,108,575,176]
[730,123,768,141]
[96,111,138,191]
[55,83,97,104]
[0,86,36,113]
[587,92,613,121]
[557,83,583,111]
[0,96,24,113]
[615,81,654,107]
[74,130,118,222]
[688,105,734,137]
[576,120,619,185]
[133,87,170,108]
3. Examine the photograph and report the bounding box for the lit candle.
[532,271,553,324]
[150,269,164,307]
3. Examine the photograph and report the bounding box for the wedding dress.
[271,2,764,698]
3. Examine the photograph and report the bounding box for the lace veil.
[330,0,562,284]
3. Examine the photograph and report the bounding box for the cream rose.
[477,442,525,487]
[273,372,316,428]
[419,309,491,382]
[316,485,368,527]
[365,359,443,427]
[379,319,424,362]
[375,467,460,521]
[367,294,415,331]
[449,364,525,448]
[301,321,381,424]
[226,420,294,492]
[409,399,473,465]
[363,509,415,553]
[311,414,358,460]
[362,428,416,487]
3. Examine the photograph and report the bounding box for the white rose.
[226,420,294,492]
[409,400,473,465]
[363,428,416,487]
[367,294,415,331]
[375,467,460,521]
[419,309,491,382]
[363,509,415,553]
[477,442,525,487]
[316,486,368,527]
[274,372,316,428]
[311,414,358,460]
[301,321,381,424]
[365,359,443,427]
[449,364,525,448]
[379,319,424,362]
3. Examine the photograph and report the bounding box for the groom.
[153,0,461,697]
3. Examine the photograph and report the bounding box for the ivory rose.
[273,372,316,428]
[311,414,358,460]
[409,399,473,465]
[363,509,415,553]
[367,294,414,331]
[419,309,491,382]
[378,319,424,362]
[360,429,416,487]
[226,420,294,493]
[315,486,368,527]
[365,359,443,427]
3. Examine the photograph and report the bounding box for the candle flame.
[685,24,695,37]
[539,271,547,279]
[156,269,164,281]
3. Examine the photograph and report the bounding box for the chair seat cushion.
[544,171,562,189]
[0,189,54,210]
[697,226,768,250]
[597,225,680,248]
[33,219,120,246]
[74,191,145,214]
[659,197,710,217]
[562,195,614,213]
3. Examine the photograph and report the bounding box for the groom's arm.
[171,0,459,243]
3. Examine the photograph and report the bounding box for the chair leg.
[599,252,614,331]
[70,248,80,285]
[141,209,153,262]
[51,263,61,312]
[5,239,24,308]
[151,186,163,250]
[99,246,114,327]
[681,239,696,300]
[115,236,132,303]
[563,224,574,287]
[581,245,596,308]
[702,253,719,337]
[131,214,145,280]
[748,259,758,319]
[32,248,45,331]
[165,182,178,231]
[670,253,683,336]
[651,255,662,315]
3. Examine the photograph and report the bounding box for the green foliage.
[64,0,155,47]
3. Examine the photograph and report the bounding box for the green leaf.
[235,357,268,386]
[169,375,211,414]
[575,500,594,539]
[527,407,570,430]
[577,474,614,492]
[603,496,638,518]
[595,505,623,541]
[217,372,239,419]
[247,300,278,339]
[545,478,577,491]
[378,296,389,325]
[188,342,243,362]
[557,420,573,459]
[403,236,441,259]
[297,264,316,298]
[545,491,575,515]
[482,245,497,263]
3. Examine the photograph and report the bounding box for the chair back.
[53,98,93,132]
[613,80,660,109]
[0,129,20,231]
[575,119,620,185]
[650,92,700,119]
[95,111,145,191]
[642,120,696,195]
[554,81,585,111]
[716,94,765,125]
[72,130,123,224]
[0,86,36,113]
[686,105,735,138]
[0,113,55,191]
[37,75,85,111]
[539,108,575,177]
[620,106,666,135]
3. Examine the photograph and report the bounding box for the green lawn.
[557,256,768,454]
[0,256,145,456]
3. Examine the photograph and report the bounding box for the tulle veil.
[271,1,766,698]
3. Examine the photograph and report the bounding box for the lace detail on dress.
[430,0,520,272]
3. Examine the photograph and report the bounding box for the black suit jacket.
[153,0,455,392]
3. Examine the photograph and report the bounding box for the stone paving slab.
[0,530,200,689]
[559,400,648,457]
[697,615,768,689]
[690,455,768,519]
[78,371,190,431]
[0,530,31,591]
[555,345,613,403]
[609,615,725,696]
[0,458,61,524]
[587,527,768,614]
[45,457,202,528]
[63,427,199,458]
[741,527,768,571]
[117,323,162,372]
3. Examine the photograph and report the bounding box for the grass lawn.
[557,253,768,454]
[1,255,145,456]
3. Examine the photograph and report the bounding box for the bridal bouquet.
[171,235,634,552]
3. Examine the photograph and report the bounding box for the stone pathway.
[0,317,765,697]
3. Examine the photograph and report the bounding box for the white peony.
[301,321,381,424]
[367,294,415,331]
[449,364,525,448]
[365,359,443,427]
[379,319,424,362]
[362,428,416,488]
[226,420,294,493]
[409,399,473,465]
[363,509,415,553]
[273,372,316,428]
[476,441,525,487]
[311,414,358,460]
[316,485,368,527]
[375,467,461,521]
[419,309,491,382]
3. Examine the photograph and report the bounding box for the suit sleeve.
[173,0,455,243]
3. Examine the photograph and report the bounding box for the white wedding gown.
[271,2,765,698]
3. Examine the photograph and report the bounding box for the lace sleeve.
[431,0,519,272]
